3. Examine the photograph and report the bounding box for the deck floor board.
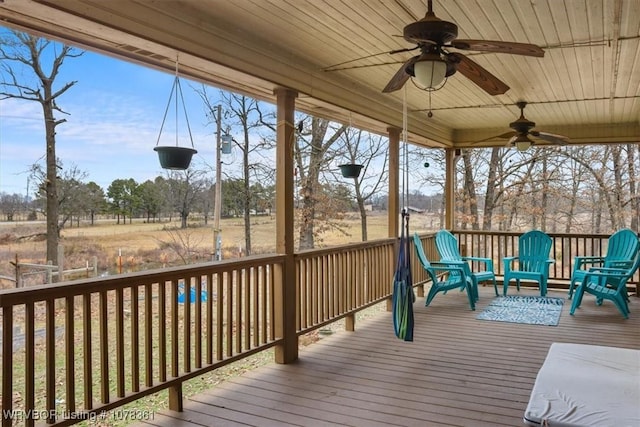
[135,288,640,426]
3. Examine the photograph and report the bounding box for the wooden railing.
[295,238,398,333]
[0,256,284,426]
[0,239,404,426]
[452,230,639,292]
[2,230,635,426]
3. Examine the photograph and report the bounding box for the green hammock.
[393,210,414,341]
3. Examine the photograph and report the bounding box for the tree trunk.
[482,148,500,230]
[243,131,252,256]
[357,196,368,241]
[43,93,59,266]
[298,179,316,250]
[461,151,479,230]
[541,156,548,231]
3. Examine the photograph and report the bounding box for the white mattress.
[523,343,640,427]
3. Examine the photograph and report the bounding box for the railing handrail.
[0,254,286,305]
[451,229,637,239]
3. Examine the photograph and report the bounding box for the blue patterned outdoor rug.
[476,296,565,326]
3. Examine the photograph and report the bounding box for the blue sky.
[0,35,223,195]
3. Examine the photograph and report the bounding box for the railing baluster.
[243,268,250,350]
[195,275,202,369]
[99,291,109,404]
[206,274,214,365]
[261,266,268,344]
[158,281,166,382]
[169,278,182,411]
[311,258,318,325]
[225,271,232,358]
[269,263,276,340]
[252,267,259,348]
[65,295,76,412]
[83,294,93,410]
[131,285,140,392]
[296,261,310,330]
[2,306,13,427]
[171,279,179,378]
[216,272,224,361]
[184,277,191,373]
[235,270,242,354]
[46,298,55,423]
[116,287,125,397]
[25,302,35,427]
[144,283,153,387]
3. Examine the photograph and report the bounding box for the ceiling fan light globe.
[515,141,531,151]
[413,58,447,89]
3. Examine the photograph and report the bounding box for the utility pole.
[213,104,222,261]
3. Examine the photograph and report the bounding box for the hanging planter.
[154,146,197,170]
[154,59,197,170]
[339,163,363,178]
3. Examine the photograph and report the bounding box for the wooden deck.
[136,287,640,427]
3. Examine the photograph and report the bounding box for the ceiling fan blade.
[474,131,516,144]
[323,46,419,72]
[448,53,509,95]
[450,40,545,57]
[382,56,419,93]
[530,131,570,145]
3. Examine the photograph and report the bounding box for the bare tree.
[167,167,208,229]
[157,227,207,265]
[0,30,82,265]
[460,149,480,230]
[196,87,276,256]
[482,148,501,230]
[295,117,347,250]
[334,128,388,241]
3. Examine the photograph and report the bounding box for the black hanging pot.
[154,146,197,170]
[339,163,363,178]
[154,72,197,171]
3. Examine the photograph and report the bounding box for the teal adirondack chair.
[568,228,639,299]
[413,234,475,310]
[435,230,497,299]
[570,248,640,318]
[503,230,555,296]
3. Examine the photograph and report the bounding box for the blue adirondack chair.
[502,230,555,296]
[570,247,640,318]
[435,230,497,299]
[568,228,639,299]
[413,234,475,310]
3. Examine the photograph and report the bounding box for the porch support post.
[444,148,456,230]
[273,87,298,364]
[387,127,400,311]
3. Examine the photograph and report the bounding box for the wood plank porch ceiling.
[0,0,638,148]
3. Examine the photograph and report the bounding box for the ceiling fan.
[383,0,544,95]
[487,101,570,151]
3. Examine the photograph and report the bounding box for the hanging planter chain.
[154,58,197,170]
[155,74,195,149]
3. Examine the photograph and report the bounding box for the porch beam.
[274,87,298,364]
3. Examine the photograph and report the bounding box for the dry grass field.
[0,211,425,288]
